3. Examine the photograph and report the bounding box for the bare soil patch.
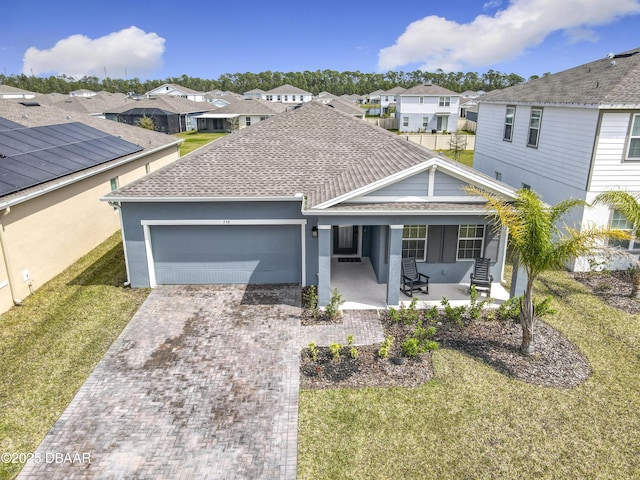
[571,270,640,315]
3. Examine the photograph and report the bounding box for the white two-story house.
[396,84,460,133]
[474,47,640,270]
[263,84,312,104]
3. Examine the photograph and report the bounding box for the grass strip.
[0,233,150,479]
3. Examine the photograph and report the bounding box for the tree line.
[0,69,532,96]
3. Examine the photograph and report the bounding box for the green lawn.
[0,233,150,480]
[438,149,475,167]
[298,270,640,479]
[3,231,639,479]
[173,131,226,156]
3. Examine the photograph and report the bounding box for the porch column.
[317,225,332,307]
[386,225,403,307]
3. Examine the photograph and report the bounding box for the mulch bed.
[570,269,640,314]
[301,270,640,390]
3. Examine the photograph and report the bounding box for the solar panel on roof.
[0,119,143,197]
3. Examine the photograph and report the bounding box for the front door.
[333,226,358,255]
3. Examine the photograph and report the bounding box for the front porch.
[331,257,509,311]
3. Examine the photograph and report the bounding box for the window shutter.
[442,225,458,263]
[484,225,500,262]
[426,225,442,263]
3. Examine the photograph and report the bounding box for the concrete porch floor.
[331,257,509,310]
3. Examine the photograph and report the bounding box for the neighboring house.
[473,47,640,270]
[396,84,460,133]
[379,86,406,115]
[243,88,265,99]
[51,92,128,118]
[326,97,366,119]
[104,96,215,134]
[69,89,97,97]
[144,83,205,102]
[0,85,36,99]
[263,84,313,104]
[194,98,286,132]
[341,93,365,104]
[103,102,517,308]
[0,100,181,313]
[316,91,339,104]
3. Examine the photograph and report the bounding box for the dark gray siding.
[119,201,316,287]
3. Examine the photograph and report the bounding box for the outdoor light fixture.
[311,226,318,238]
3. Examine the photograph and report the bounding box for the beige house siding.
[0,146,178,313]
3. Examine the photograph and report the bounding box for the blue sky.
[2,0,640,81]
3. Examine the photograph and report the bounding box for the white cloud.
[377,0,640,72]
[22,26,165,78]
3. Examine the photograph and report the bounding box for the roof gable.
[401,84,459,96]
[105,102,516,209]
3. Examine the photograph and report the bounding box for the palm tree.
[466,186,630,356]
[594,190,640,298]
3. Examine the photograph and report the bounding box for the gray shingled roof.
[480,47,640,107]
[0,101,180,206]
[0,85,36,96]
[106,102,456,207]
[400,84,459,96]
[104,96,216,114]
[265,84,312,95]
[214,98,287,115]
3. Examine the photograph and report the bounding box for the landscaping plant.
[466,185,630,355]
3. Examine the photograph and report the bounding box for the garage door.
[150,224,302,284]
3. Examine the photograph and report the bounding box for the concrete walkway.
[19,285,384,479]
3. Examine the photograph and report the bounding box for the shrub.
[401,337,423,358]
[388,297,421,324]
[441,297,466,326]
[349,347,359,359]
[324,288,344,321]
[329,342,343,361]
[303,286,319,318]
[308,341,319,362]
[468,286,490,320]
[496,295,556,321]
[346,334,355,346]
[378,335,394,358]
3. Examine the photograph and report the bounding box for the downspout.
[108,201,131,287]
[0,208,22,305]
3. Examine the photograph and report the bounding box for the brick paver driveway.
[19,285,302,479]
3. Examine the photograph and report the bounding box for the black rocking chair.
[469,257,493,296]
[400,257,429,297]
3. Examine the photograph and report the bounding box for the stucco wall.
[0,146,179,313]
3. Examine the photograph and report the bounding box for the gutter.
[100,194,305,203]
[0,142,181,211]
[0,208,22,305]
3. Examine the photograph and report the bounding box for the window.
[266,95,273,101]
[503,106,515,141]
[109,177,119,191]
[610,210,636,249]
[626,114,640,160]
[439,96,451,107]
[277,95,281,101]
[527,108,542,147]
[436,115,448,132]
[245,116,251,126]
[495,171,502,181]
[402,225,427,261]
[419,96,425,104]
[457,225,485,259]
[422,116,429,128]
[403,117,409,127]
[284,95,288,101]
[197,118,207,130]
